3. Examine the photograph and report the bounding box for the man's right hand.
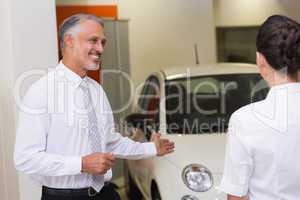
[81,153,116,175]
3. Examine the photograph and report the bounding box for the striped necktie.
[80,79,104,192]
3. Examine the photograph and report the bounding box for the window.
[217,26,259,63]
[165,74,268,134]
[138,76,160,114]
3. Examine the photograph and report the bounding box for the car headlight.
[182,163,213,192]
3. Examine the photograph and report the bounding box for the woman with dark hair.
[219,15,300,200]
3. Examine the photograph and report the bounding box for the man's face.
[71,20,106,71]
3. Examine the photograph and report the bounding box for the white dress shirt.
[220,83,300,200]
[14,62,157,189]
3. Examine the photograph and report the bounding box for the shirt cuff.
[219,179,248,197]
[142,142,157,157]
[66,156,82,175]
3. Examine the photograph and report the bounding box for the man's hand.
[151,133,175,156]
[81,153,116,175]
[228,195,248,200]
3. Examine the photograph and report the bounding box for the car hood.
[161,133,227,173]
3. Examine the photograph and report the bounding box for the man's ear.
[64,34,74,48]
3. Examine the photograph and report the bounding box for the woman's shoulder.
[230,100,267,124]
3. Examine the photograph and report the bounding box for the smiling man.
[14,14,174,200]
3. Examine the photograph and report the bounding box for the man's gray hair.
[58,13,104,50]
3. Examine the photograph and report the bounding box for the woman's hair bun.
[257,15,300,74]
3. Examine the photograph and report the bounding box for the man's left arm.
[101,109,174,159]
[228,195,247,200]
[98,85,174,159]
[104,127,174,159]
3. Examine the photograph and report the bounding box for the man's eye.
[89,39,98,44]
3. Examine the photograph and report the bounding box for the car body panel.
[162,63,258,80]
[127,132,227,200]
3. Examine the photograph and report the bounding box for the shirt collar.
[57,61,89,88]
[267,82,300,98]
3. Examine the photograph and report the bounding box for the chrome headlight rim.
[181,163,214,192]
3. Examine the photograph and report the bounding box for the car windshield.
[165,73,269,134]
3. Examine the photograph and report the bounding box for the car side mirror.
[125,113,151,127]
[125,113,155,140]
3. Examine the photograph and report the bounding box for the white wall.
[56,0,216,85]
[0,0,58,200]
[118,0,216,85]
[214,0,300,27]
[0,0,17,200]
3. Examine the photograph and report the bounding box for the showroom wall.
[0,1,17,200]
[214,0,300,27]
[56,0,216,85]
[0,0,58,200]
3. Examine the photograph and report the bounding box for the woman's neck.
[269,70,298,87]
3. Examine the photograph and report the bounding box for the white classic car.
[123,63,268,200]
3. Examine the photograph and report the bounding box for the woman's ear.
[256,52,268,73]
[257,51,267,78]
[256,51,274,85]
[256,52,264,68]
